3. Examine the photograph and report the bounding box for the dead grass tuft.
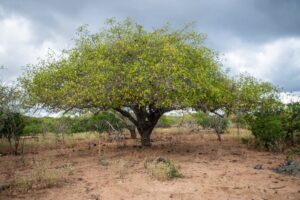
[144,157,182,180]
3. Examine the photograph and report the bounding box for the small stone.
[254,164,263,170]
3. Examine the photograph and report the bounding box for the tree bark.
[115,106,167,146]
[137,125,155,147]
[140,130,151,146]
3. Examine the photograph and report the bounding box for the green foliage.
[192,111,211,129]
[233,74,278,112]
[247,105,285,148]
[22,116,44,135]
[20,18,279,146]
[0,112,25,137]
[20,18,237,146]
[0,112,25,155]
[0,84,26,154]
[193,112,229,133]
[282,102,300,143]
[21,18,225,110]
[156,115,178,128]
[245,101,300,150]
[23,124,41,135]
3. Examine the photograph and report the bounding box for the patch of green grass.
[144,157,182,180]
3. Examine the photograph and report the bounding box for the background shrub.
[247,109,285,149]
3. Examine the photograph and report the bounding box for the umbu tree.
[20,18,270,146]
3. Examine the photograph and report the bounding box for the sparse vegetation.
[1,159,68,194]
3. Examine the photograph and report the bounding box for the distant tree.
[193,112,229,141]
[0,84,25,154]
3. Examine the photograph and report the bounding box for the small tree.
[209,115,229,141]
[0,84,25,155]
[193,112,229,141]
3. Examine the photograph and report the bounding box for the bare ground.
[1,130,300,200]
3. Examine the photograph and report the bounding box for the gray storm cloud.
[0,0,299,91]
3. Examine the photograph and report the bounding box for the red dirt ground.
[1,131,300,200]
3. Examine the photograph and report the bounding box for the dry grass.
[114,159,130,179]
[1,159,72,194]
[0,132,103,155]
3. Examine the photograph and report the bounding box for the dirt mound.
[273,160,300,177]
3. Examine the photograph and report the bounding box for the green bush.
[23,124,42,135]
[156,116,177,128]
[0,112,25,154]
[247,109,285,149]
[192,112,211,129]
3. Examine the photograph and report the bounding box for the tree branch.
[114,108,138,126]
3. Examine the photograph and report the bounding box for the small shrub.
[192,112,210,129]
[286,147,300,161]
[156,116,177,128]
[144,157,181,180]
[247,109,285,150]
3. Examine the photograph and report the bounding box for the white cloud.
[280,92,300,104]
[0,12,68,83]
[223,37,300,91]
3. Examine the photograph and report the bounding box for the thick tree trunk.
[138,126,154,147]
[115,106,168,147]
[141,131,151,146]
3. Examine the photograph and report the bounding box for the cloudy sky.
[1,0,300,92]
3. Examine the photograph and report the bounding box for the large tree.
[21,18,233,146]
